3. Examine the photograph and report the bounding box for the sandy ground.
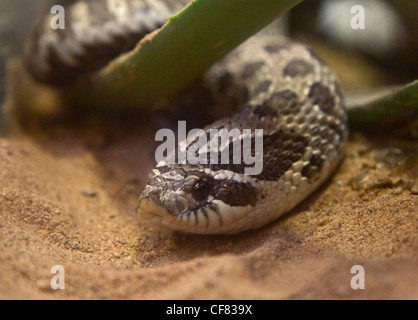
[0,108,417,299]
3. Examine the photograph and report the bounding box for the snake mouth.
[138,195,255,235]
[137,198,170,224]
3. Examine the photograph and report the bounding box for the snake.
[26,0,348,234]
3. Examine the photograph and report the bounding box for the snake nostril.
[141,187,163,204]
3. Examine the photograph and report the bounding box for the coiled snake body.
[26,0,348,234]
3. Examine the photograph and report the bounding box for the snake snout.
[138,184,191,220]
[138,198,167,222]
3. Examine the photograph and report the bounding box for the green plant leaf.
[64,0,303,110]
[347,80,418,127]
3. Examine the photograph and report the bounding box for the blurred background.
[0,1,72,103]
[289,0,417,90]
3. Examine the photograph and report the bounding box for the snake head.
[138,164,259,234]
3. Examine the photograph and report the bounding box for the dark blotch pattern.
[269,90,300,115]
[301,163,319,180]
[301,151,324,181]
[327,119,346,147]
[254,103,278,118]
[310,152,324,170]
[264,44,287,54]
[213,180,258,207]
[284,59,314,77]
[254,80,272,96]
[308,82,335,114]
[218,71,235,94]
[27,26,150,85]
[203,129,309,181]
[261,130,309,180]
[241,62,265,79]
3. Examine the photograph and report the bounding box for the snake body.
[26,0,348,234]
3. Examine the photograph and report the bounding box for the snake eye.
[192,180,210,202]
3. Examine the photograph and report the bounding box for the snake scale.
[26,0,348,234]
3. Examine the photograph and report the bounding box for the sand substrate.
[0,119,416,299]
